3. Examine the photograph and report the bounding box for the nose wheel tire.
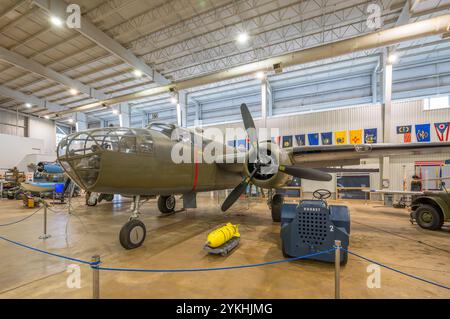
[158,195,176,214]
[85,192,98,206]
[119,219,147,249]
[271,194,283,222]
[415,204,443,230]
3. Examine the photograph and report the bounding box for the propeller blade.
[279,165,332,182]
[221,168,258,211]
[240,103,259,156]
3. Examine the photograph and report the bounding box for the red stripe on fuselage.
[192,146,199,192]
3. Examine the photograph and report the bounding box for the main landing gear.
[269,193,284,222]
[119,195,147,249]
[158,195,176,214]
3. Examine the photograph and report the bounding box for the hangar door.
[336,174,370,199]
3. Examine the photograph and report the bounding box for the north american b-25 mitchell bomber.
[57,104,450,249]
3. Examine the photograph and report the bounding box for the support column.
[141,111,148,128]
[261,78,273,123]
[74,112,87,132]
[178,91,187,127]
[380,50,393,191]
[118,103,130,127]
[381,50,393,143]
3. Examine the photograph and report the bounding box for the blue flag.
[364,128,377,144]
[308,133,319,146]
[295,134,305,146]
[415,124,430,142]
[321,132,332,145]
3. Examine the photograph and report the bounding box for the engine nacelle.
[243,141,292,189]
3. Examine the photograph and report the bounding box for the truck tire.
[271,194,283,222]
[415,204,443,230]
[158,195,176,214]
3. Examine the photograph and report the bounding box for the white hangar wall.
[208,98,450,195]
[0,110,56,170]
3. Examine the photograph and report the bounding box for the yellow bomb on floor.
[206,223,240,248]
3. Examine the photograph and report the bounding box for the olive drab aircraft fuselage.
[57,104,450,249]
[56,124,289,197]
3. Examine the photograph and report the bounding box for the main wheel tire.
[85,192,97,206]
[119,219,147,249]
[416,204,443,230]
[271,194,283,222]
[103,194,114,202]
[158,195,176,214]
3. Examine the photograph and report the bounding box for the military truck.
[410,191,450,230]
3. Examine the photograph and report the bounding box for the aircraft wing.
[291,142,450,168]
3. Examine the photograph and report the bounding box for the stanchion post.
[334,240,341,299]
[39,203,51,240]
[92,255,100,299]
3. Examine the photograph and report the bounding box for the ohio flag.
[434,122,450,142]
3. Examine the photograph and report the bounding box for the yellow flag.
[350,129,362,144]
[335,131,346,144]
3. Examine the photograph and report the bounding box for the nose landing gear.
[119,195,147,249]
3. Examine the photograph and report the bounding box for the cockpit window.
[149,123,176,137]
[139,134,153,154]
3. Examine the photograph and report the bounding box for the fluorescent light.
[112,109,119,115]
[50,16,63,27]
[255,71,265,80]
[236,32,249,44]
[170,97,178,104]
[388,53,398,64]
[69,88,78,95]
[25,103,32,108]
[133,69,143,77]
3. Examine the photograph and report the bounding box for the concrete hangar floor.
[0,194,449,299]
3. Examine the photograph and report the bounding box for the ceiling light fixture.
[68,118,74,123]
[44,115,50,119]
[112,109,119,115]
[69,88,78,95]
[133,69,143,77]
[255,71,265,80]
[236,32,249,44]
[25,103,32,108]
[50,16,63,27]
[388,53,398,64]
[170,97,178,104]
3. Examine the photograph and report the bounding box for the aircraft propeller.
[220,103,332,212]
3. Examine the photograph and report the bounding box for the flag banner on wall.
[282,135,293,148]
[295,134,306,146]
[396,125,412,134]
[335,131,346,144]
[236,139,247,152]
[227,140,235,148]
[308,133,319,145]
[321,132,333,145]
[364,128,377,144]
[404,132,412,143]
[397,125,412,143]
[434,122,450,141]
[415,124,431,142]
[350,129,362,144]
[271,136,281,146]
